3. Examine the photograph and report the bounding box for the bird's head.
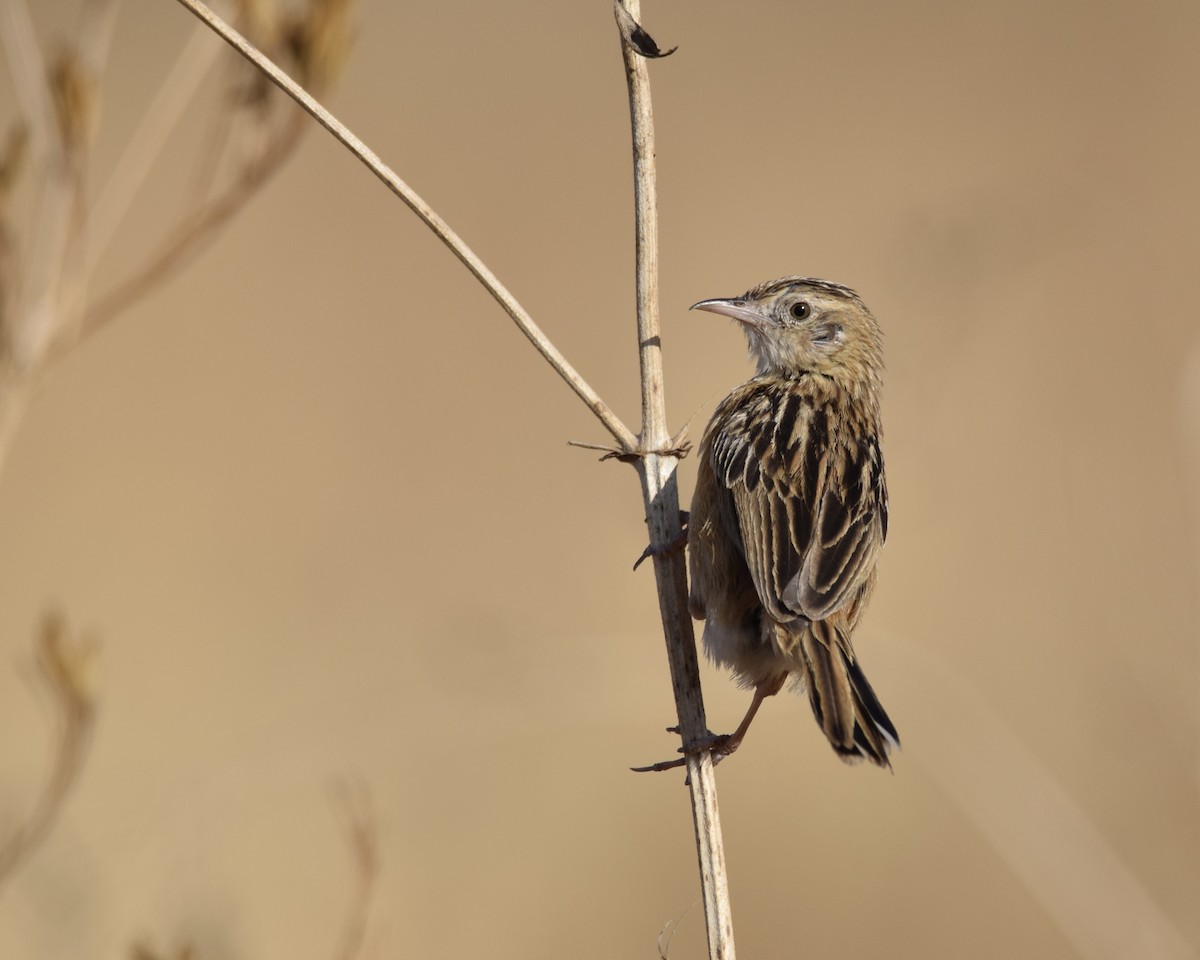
[692,276,883,390]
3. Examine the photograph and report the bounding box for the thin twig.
[83,19,226,279]
[0,0,55,164]
[71,106,308,346]
[899,640,1196,960]
[67,1,314,354]
[0,612,97,891]
[73,0,124,77]
[0,0,80,368]
[657,899,699,960]
[165,0,638,453]
[615,3,736,958]
[332,781,379,960]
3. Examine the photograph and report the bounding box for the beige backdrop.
[1,1,1197,958]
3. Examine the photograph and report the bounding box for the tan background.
[2,1,1198,957]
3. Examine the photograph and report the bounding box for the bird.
[686,276,899,767]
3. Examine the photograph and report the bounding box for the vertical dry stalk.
[614,2,736,957]
[168,1,735,957]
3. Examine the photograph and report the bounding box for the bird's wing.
[710,383,886,624]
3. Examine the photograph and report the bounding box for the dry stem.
[0,0,331,476]
[0,612,96,891]
[615,2,735,957]
[127,786,379,960]
[83,21,227,279]
[73,106,308,343]
[331,781,379,960]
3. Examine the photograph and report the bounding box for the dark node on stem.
[614,2,678,59]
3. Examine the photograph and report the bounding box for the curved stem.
[0,614,96,892]
[167,0,637,453]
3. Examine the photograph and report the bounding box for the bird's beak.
[690,296,766,328]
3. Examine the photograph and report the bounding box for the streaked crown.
[692,276,883,392]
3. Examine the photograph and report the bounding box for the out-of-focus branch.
[0,0,354,478]
[83,20,226,280]
[127,785,379,960]
[0,0,84,371]
[0,612,97,891]
[332,782,379,960]
[898,640,1195,960]
[0,0,56,163]
[69,0,351,352]
[72,106,307,344]
[73,0,123,77]
[129,944,195,960]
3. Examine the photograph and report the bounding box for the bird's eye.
[789,301,811,321]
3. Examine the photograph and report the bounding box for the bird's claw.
[630,727,742,774]
[629,756,687,773]
[632,512,690,571]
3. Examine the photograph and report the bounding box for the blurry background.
[1,1,1197,957]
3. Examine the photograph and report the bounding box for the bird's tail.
[797,621,899,767]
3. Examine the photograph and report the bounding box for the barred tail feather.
[798,623,899,767]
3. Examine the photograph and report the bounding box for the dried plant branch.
[331,781,379,960]
[0,1,358,481]
[126,785,378,960]
[70,0,327,350]
[73,0,123,77]
[615,4,735,958]
[0,0,83,370]
[83,20,226,280]
[166,0,638,453]
[71,105,308,346]
[129,943,195,960]
[0,611,97,891]
[899,640,1195,960]
[0,0,56,164]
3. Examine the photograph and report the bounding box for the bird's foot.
[630,724,743,774]
[632,511,690,571]
[685,730,744,765]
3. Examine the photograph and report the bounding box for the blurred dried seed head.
[129,942,195,960]
[0,122,29,212]
[236,0,284,52]
[233,0,285,108]
[0,123,25,334]
[36,609,98,719]
[48,49,96,158]
[284,0,354,91]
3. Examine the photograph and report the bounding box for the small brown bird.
[687,276,898,766]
